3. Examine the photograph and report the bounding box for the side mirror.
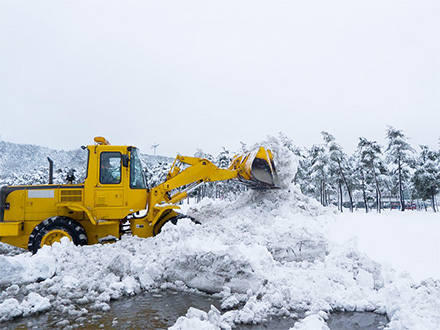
[122,155,130,167]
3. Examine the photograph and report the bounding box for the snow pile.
[0,136,439,329]
[382,276,440,330]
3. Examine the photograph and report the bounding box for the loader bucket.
[229,147,279,189]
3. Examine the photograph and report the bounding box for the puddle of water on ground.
[0,290,388,330]
[235,312,388,330]
[327,311,388,330]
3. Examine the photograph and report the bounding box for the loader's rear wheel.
[28,217,88,254]
[41,229,72,246]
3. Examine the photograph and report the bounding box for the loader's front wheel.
[153,211,200,236]
[28,217,88,254]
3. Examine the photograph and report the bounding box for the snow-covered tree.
[213,147,244,199]
[322,132,354,212]
[309,144,330,206]
[144,161,172,188]
[412,145,440,212]
[294,148,314,196]
[355,137,385,213]
[385,127,415,211]
[353,153,371,213]
[190,148,245,202]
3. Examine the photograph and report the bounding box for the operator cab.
[82,137,148,221]
[92,136,146,189]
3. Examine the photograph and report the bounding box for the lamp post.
[151,144,159,163]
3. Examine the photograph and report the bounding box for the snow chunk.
[0,248,56,286]
[0,299,21,322]
[170,306,231,330]
[290,312,330,330]
[0,293,50,322]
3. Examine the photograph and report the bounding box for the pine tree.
[144,161,171,188]
[356,137,385,213]
[294,148,315,196]
[309,144,330,206]
[385,127,415,211]
[214,147,234,199]
[412,145,440,212]
[321,132,354,212]
[353,152,370,212]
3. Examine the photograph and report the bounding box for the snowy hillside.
[0,137,439,329]
[0,140,172,186]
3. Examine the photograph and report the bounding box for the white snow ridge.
[0,137,439,329]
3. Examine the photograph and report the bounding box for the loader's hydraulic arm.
[149,156,238,209]
[148,148,278,214]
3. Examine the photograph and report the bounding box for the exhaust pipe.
[47,157,53,184]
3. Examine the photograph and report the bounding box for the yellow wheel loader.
[0,137,277,253]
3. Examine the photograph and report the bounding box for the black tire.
[28,216,88,254]
[153,211,200,236]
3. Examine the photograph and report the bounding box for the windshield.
[130,148,147,189]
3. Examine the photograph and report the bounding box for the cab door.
[94,151,126,220]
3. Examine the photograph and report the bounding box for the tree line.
[294,127,439,213]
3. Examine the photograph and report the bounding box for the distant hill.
[0,140,173,186]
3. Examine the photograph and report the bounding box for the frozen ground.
[0,138,439,329]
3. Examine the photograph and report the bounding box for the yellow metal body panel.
[81,220,120,245]
[0,220,42,249]
[0,221,23,236]
[56,202,95,224]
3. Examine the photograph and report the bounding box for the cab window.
[100,152,121,184]
[130,148,146,189]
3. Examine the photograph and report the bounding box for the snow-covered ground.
[328,210,440,283]
[0,140,439,329]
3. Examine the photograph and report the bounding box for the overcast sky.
[1,0,439,157]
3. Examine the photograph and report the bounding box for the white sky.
[0,0,439,157]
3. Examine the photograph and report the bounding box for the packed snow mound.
[187,186,332,266]
[0,136,439,329]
